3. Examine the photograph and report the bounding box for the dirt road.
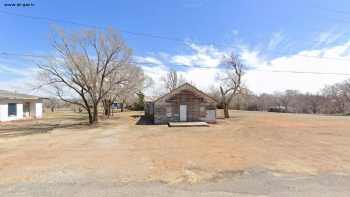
[0,110,350,196]
[2,168,350,197]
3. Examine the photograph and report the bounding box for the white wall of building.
[18,103,24,118]
[0,100,43,122]
[35,102,43,118]
[0,104,7,121]
[0,101,24,121]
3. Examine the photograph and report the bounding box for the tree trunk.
[102,99,111,118]
[106,103,111,118]
[87,108,94,124]
[91,104,98,124]
[223,103,230,118]
[312,103,317,114]
[104,107,108,116]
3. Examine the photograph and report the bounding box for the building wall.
[0,101,24,121]
[0,100,43,122]
[16,103,23,120]
[153,90,216,124]
[0,104,7,121]
[35,102,43,118]
[144,102,154,118]
[201,109,216,123]
[154,102,216,124]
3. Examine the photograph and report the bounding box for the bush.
[131,92,145,111]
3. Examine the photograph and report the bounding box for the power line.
[0,10,186,42]
[0,52,50,58]
[254,69,350,76]
[2,10,350,73]
[4,48,350,66]
[2,9,350,61]
[285,54,350,62]
[1,51,350,76]
[0,51,216,69]
[0,9,253,54]
[0,9,256,50]
[0,9,335,45]
[312,6,350,26]
[0,9,221,50]
[0,9,333,53]
[313,6,350,16]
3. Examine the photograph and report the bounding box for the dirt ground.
[1,110,350,196]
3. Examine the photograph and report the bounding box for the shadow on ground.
[0,122,90,138]
[131,115,154,125]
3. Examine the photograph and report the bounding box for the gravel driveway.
[1,168,350,197]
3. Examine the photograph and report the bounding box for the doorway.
[23,102,30,118]
[180,105,187,121]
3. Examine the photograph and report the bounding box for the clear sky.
[1,0,350,95]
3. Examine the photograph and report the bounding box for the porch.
[168,121,209,127]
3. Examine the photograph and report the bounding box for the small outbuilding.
[145,83,217,124]
[0,90,44,122]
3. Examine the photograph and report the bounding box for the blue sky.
[1,0,350,94]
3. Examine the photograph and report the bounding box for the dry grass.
[0,110,350,185]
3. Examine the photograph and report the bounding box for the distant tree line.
[211,79,350,115]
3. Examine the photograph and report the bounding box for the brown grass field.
[0,110,350,185]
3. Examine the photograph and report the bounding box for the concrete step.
[168,122,209,127]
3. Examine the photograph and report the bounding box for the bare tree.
[218,53,245,118]
[304,93,323,114]
[102,64,146,117]
[282,90,300,112]
[337,80,350,104]
[38,27,132,124]
[44,97,62,112]
[161,69,186,92]
[321,84,346,114]
[256,93,275,111]
[217,77,350,115]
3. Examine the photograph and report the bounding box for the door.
[206,110,215,122]
[180,105,187,121]
[23,102,30,118]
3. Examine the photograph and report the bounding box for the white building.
[0,90,44,122]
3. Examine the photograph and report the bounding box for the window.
[8,103,17,116]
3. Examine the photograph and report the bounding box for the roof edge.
[153,82,218,104]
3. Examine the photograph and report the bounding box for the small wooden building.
[145,83,217,124]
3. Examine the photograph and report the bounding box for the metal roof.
[0,90,41,100]
[149,83,218,104]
